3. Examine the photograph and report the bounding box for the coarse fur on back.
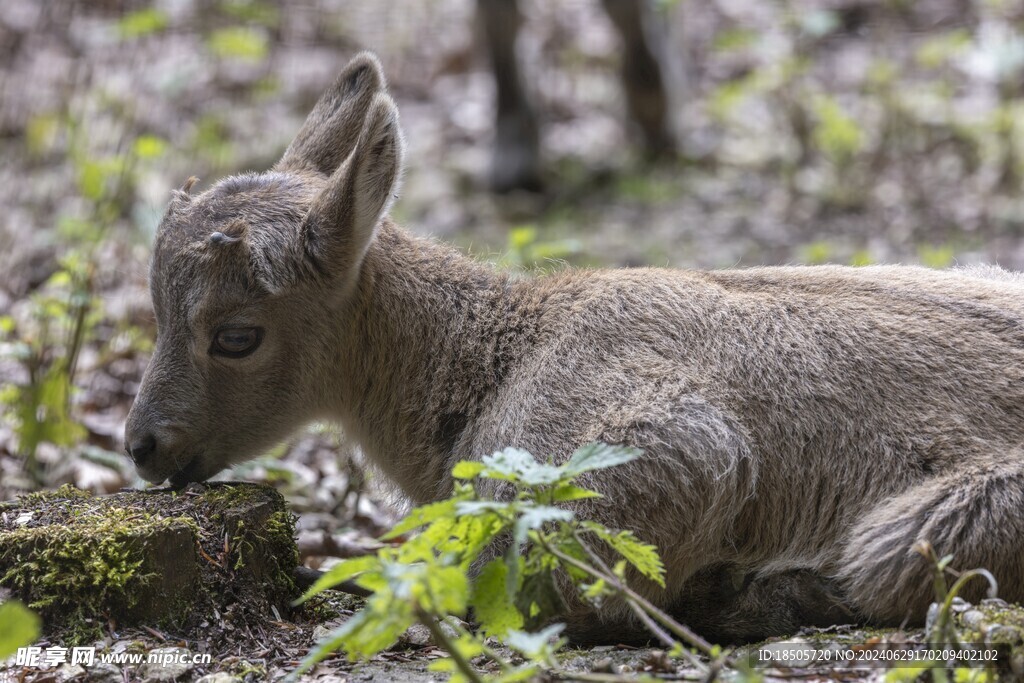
[126,52,1024,644]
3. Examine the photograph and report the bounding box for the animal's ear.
[301,92,404,277]
[274,52,385,175]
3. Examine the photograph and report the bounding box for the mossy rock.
[954,599,1024,678]
[0,483,299,644]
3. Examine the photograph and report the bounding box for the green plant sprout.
[500,225,581,271]
[882,542,1001,683]
[0,258,95,480]
[1,107,167,483]
[292,443,728,682]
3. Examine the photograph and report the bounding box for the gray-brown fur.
[126,52,1024,643]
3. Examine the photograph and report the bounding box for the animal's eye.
[211,327,263,359]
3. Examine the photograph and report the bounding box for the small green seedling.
[292,443,726,682]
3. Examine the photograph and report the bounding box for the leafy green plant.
[707,68,775,125]
[208,27,269,61]
[810,94,870,207]
[615,173,680,204]
[918,244,956,269]
[0,601,41,659]
[500,226,580,270]
[812,96,864,169]
[293,444,726,681]
[799,240,835,265]
[117,9,170,39]
[219,0,280,27]
[915,542,998,654]
[915,31,972,70]
[24,113,61,158]
[2,111,166,483]
[191,114,236,172]
[849,249,874,267]
[0,256,96,480]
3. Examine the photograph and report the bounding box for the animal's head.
[124,52,404,485]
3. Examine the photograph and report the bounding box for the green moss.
[0,507,191,644]
[946,602,1024,681]
[955,601,1024,647]
[231,660,268,678]
[0,484,91,511]
[203,483,269,507]
[258,510,299,598]
[0,482,299,643]
[975,601,1024,628]
[202,486,300,610]
[297,594,348,622]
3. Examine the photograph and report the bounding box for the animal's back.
[494,263,1024,469]
[467,263,1024,636]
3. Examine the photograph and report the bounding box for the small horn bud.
[209,231,242,245]
[170,176,200,207]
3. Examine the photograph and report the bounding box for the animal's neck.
[328,219,529,503]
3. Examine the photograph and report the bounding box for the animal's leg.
[477,0,542,193]
[671,566,857,644]
[599,0,674,157]
[562,566,855,645]
[838,458,1024,626]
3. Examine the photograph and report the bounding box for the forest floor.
[5,0,1024,680]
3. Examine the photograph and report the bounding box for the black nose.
[126,434,157,466]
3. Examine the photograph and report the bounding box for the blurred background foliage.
[3,0,1024,538]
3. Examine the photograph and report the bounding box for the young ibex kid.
[125,52,1024,643]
